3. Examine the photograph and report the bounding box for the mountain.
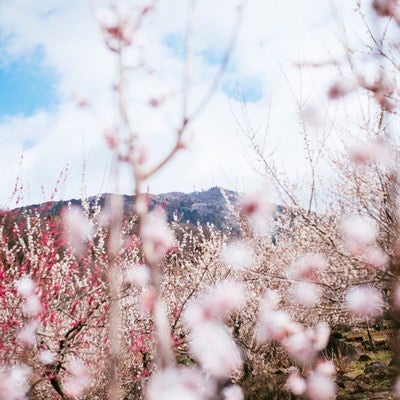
[17,187,240,230]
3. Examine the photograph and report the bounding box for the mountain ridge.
[9,187,240,229]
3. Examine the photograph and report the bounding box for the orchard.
[2,1,400,399]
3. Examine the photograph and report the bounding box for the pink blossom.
[312,322,331,352]
[372,0,398,17]
[341,215,377,255]
[290,281,321,308]
[349,137,392,165]
[259,289,281,312]
[282,330,316,364]
[97,9,119,31]
[188,321,242,379]
[140,208,175,263]
[362,246,390,270]
[63,360,93,398]
[344,286,384,318]
[328,79,357,99]
[220,240,254,270]
[287,253,327,282]
[239,191,273,235]
[286,368,306,396]
[257,309,295,343]
[306,372,337,400]
[146,367,215,400]
[139,288,156,314]
[281,322,330,365]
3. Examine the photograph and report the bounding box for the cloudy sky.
[0,0,365,208]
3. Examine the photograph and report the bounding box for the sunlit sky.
[0,0,369,208]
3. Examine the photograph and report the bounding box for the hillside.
[11,187,240,230]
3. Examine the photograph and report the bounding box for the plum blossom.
[146,367,215,400]
[257,290,295,343]
[140,208,175,264]
[312,322,331,352]
[184,281,246,325]
[349,137,393,166]
[259,289,281,311]
[221,384,244,400]
[62,206,94,255]
[257,309,295,343]
[344,286,384,318]
[16,277,35,297]
[38,350,57,365]
[63,360,93,398]
[328,78,357,99]
[306,371,337,400]
[341,215,377,255]
[139,287,156,314]
[282,330,317,364]
[187,321,243,379]
[22,294,42,317]
[17,276,42,317]
[286,368,306,396]
[372,0,398,17]
[220,240,255,270]
[17,320,40,347]
[123,264,151,287]
[362,246,390,270]
[239,191,273,235]
[268,322,330,366]
[290,281,321,308]
[287,253,327,282]
[0,364,31,400]
[315,360,336,377]
[281,323,330,365]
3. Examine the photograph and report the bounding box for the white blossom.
[188,321,242,379]
[63,206,94,255]
[306,371,336,400]
[345,286,384,318]
[63,360,93,398]
[140,208,175,263]
[17,320,39,348]
[16,277,35,297]
[38,350,57,365]
[146,367,214,400]
[290,281,321,308]
[123,264,150,287]
[222,384,244,400]
[341,215,377,255]
[286,368,306,396]
[184,281,246,325]
[0,364,31,400]
[220,240,254,270]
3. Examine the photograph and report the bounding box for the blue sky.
[0,45,58,119]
